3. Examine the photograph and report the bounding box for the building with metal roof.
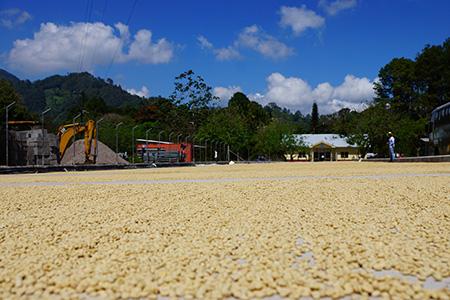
[287,134,360,161]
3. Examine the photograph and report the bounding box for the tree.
[196,108,250,156]
[282,134,308,161]
[374,57,418,117]
[170,70,218,133]
[414,38,450,115]
[228,92,270,131]
[0,79,32,121]
[347,102,426,157]
[254,120,295,160]
[311,102,319,133]
[170,70,218,110]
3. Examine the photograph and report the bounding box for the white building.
[287,134,360,162]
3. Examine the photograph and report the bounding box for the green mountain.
[0,69,143,123]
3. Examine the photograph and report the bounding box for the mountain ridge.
[0,69,144,122]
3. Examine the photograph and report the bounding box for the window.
[340,152,349,158]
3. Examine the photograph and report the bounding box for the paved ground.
[0,162,449,299]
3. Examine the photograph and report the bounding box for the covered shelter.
[288,134,360,161]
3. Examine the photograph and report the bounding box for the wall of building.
[11,129,58,165]
[285,147,360,161]
[335,147,360,161]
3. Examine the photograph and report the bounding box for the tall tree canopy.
[311,102,319,133]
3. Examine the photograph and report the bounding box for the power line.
[78,0,94,72]
[89,0,109,68]
[104,0,138,79]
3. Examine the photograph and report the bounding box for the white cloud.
[214,47,241,61]
[197,35,240,61]
[127,30,173,64]
[213,86,242,105]
[319,0,357,16]
[236,25,294,59]
[249,72,375,114]
[197,35,241,61]
[198,25,293,61]
[279,6,325,35]
[7,21,174,74]
[0,8,31,29]
[197,35,213,49]
[127,85,149,98]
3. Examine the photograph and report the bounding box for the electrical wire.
[104,0,138,79]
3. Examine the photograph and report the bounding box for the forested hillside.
[0,70,143,124]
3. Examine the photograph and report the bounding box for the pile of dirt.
[60,139,129,165]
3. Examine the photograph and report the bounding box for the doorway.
[314,151,331,161]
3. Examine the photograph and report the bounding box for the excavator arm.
[57,120,97,164]
[57,123,85,163]
[84,120,97,164]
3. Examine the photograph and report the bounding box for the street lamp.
[176,133,183,163]
[184,135,190,161]
[145,128,152,163]
[158,130,164,142]
[223,142,227,161]
[72,113,82,164]
[131,125,139,164]
[211,140,216,162]
[115,122,123,164]
[4,101,15,166]
[167,132,174,162]
[190,136,195,162]
[158,130,164,163]
[205,139,208,163]
[41,108,51,165]
[95,117,105,163]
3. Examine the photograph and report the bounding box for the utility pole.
[205,139,208,163]
[158,130,164,163]
[115,122,123,164]
[145,128,152,163]
[5,102,15,166]
[184,135,190,162]
[41,108,51,165]
[132,125,139,164]
[191,136,195,163]
[176,134,183,163]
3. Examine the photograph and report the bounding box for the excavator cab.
[57,120,97,164]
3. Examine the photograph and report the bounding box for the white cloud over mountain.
[279,6,325,35]
[7,22,174,74]
[255,73,374,114]
[127,85,149,98]
[215,73,375,114]
[213,86,242,105]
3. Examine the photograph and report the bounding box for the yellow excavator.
[57,119,97,164]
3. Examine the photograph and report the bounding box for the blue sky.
[0,0,449,114]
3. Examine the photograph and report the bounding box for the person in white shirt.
[388,132,395,162]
